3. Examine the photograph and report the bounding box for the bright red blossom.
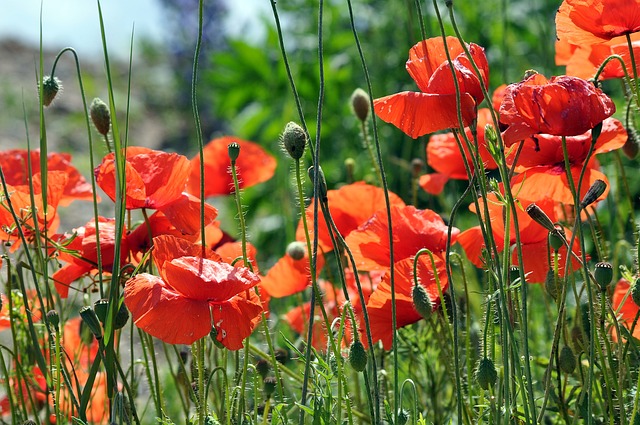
[124,235,263,349]
[499,72,615,145]
[374,37,489,138]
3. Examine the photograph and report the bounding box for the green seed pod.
[349,340,368,372]
[397,409,410,425]
[350,88,370,122]
[412,283,433,319]
[544,269,559,301]
[281,121,307,160]
[114,302,130,330]
[475,357,498,390]
[90,98,111,136]
[46,310,60,331]
[558,345,577,374]
[94,299,109,325]
[631,278,640,306]
[227,142,240,162]
[286,241,306,261]
[580,179,607,209]
[593,261,613,290]
[41,76,61,107]
[79,306,103,340]
[411,158,424,179]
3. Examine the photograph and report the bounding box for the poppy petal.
[211,291,264,350]
[160,193,218,236]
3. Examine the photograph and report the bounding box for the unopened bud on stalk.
[308,166,328,202]
[227,142,240,162]
[594,262,613,290]
[41,76,61,107]
[475,357,497,390]
[558,345,577,374]
[544,269,559,301]
[46,310,60,331]
[255,359,270,379]
[579,179,607,209]
[350,88,370,122]
[348,340,368,372]
[412,283,433,319]
[281,122,307,160]
[79,306,103,340]
[344,157,356,183]
[526,203,556,232]
[114,302,130,330]
[623,127,639,159]
[548,226,566,251]
[286,241,306,261]
[411,158,424,178]
[397,409,410,425]
[90,98,111,136]
[632,278,640,306]
[94,299,109,325]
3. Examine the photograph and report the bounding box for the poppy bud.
[286,241,306,261]
[227,142,240,162]
[570,326,586,353]
[41,76,61,107]
[90,98,111,136]
[526,203,556,232]
[509,266,520,283]
[558,345,576,374]
[548,228,565,252]
[255,359,270,379]
[475,357,497,390]
[632,278,640,306]
[411,158,424,178]
[350,88,370,122]
[579,179,607,209]
[397,409,410,425]
[484,123,498,146]
[544,269,559,301]
[281,121,307,160]
[622,127,639,159]
[263,376,277,398]
[412,283,433,319]
[308,166,328,202]
[593,262,613,290]
[114,302,130,330]
[590,121,603,144]
[79,306,103,340]
[46,310,59,331]
[274,348,289,364]
[94,299,109,325]
[344,157,356,183]
[349,340,368,372]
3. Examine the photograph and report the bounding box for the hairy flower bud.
[348,340,368,372]
[559,345,577,374]
[412,283,433,319]
[475,357,497,390]
[41,76,61,107]
[350,88,370,122]
[90,98,111,136]
[593,261,613,290]
[579,179,607,209]
[281,121,307,160]
[286,241,306,261]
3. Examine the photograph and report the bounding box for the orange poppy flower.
[0,149,94,206]
[260,246,324,298]
[52,217,129,298]
[457,195,581,283]
[556,34,640,80]
[95,147,217,236]
[345,205,458,272]
[612,279,640,341]
[187,136,277,197]
[419,108,498,194]
[366,255,447,350]
[374,37,488,138]
[124,235,263,349]
[556,0,640,46]
[0,289,42,331]
[499,72,615,145]
[296,182,405,253]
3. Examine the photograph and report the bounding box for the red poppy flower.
[0,149,94,206]
[499,72,615,145]
[366,255,447,349]
[419,108,498,194]
[345,205,458,272]
[51,217,129,298]
[0,290,42,331]
[374,37,489,138]
[612,279,640,341]
[124,235,263,349]
[260,245,324,298]
[556,34,640,80]
[296,182,405,253]
[95,147,217,236]
[458,195,581,283]
[187,136,277,197]
[0,171,67,242]
[507,117,626,208]
[556,0,640,46]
